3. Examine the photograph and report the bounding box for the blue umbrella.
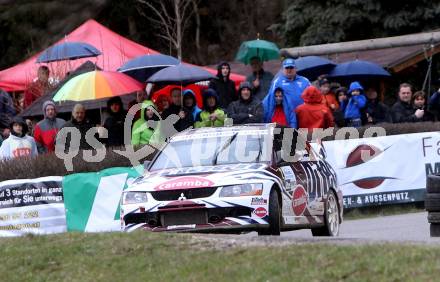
[37,42,101,63]
[328,60,391,80]
[147,64,215,85]
[295,56,336,80]
[118,54,179,82]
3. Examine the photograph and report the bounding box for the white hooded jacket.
[0,134,38,159]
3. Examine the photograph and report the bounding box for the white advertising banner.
[322,131,440,208]
[0,176,66,237]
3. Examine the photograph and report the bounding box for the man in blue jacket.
[264,58,310,128]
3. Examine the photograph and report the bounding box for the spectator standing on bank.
[262,87,289,127]
[227,82,263,124]
[333,87,348,127]
[195,89,226,128]
[428,87,440,120]
[24,66,55,108]
[103,96,126,147]
[183,89,202,126]
[412,91,435,122]
[0,88,16,139]
[58,104,98,151]
[208,61,237,109]
[0,117,38,159]
[155,94,171,115]
[295,86,334,130]
[344,82,367,127]
[319,78,339,111]
[246,56,274,102]
[364,87,392,124]
[162,88,186,132]
[267,58,310,125]
[391,83,425,123]
[33,100,65,153]
[131,100,162,146]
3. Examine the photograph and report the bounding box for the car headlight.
[122,192,148,205]
[219,183,263,197]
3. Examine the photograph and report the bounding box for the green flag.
[63,167,141,232]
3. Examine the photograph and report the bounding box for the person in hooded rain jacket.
[265,58,310,128]
[295,86,334,130]
[174,89,201,131]
[0,117,38,159]
[344,81,367,127]
[227,81,263,124]
[131,100,162,146]
[262,87,290,127]
[103,96,127,147]
[208,61,237,109]
[195,88,226,128]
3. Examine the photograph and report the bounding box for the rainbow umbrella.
[53,70,144,102]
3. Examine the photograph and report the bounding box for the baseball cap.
[283,58,296,68]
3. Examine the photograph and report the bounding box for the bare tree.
[137,0,199,60]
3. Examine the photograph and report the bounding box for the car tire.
[427,175,440,194]
[428,212,440,223]
[258,189,281,236]
[430,223,440,237]
[311,190,340,237]
[425,193,440,212]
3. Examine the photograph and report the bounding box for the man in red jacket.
[33,100,66,153]
[24,66,55,108]
[295,86,334,130]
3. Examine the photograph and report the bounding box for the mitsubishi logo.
[178,193,187,201]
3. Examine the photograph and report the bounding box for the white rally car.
[121,124,343,236]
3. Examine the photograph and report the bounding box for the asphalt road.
[242,212,440,244]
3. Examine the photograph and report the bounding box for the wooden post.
[281,31,440,57]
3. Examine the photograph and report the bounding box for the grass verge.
[1,231,439,282]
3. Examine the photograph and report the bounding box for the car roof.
[170,123,277,141]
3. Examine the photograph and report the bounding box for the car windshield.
[150,131,272,171]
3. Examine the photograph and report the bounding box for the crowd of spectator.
[0,58,439,160]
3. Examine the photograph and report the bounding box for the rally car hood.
[127,163,272,192]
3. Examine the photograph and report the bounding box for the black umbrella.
[37,42,101,63]
[328,60,391,80]
[147,64,215,85]
[295,56,336,81]
[118,54,179,82]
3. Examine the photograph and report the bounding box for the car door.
[273,129,312,219]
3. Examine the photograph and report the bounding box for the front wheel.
[311,190,340,236]
[258,189,281,236]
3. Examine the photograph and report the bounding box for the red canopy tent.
[0,19,244,92]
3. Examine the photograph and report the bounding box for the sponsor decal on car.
[154,176,214,191]
[292,185,308,216]
[251,197,268,205]
[253,207,267,218]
